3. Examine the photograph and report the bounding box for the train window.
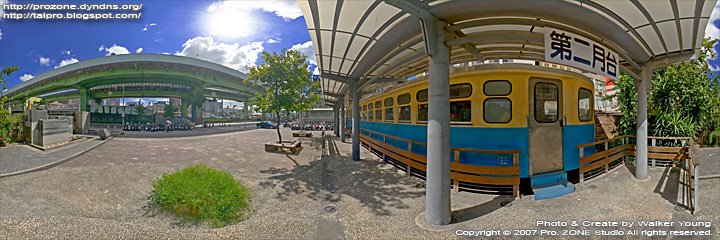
[384,97,394,122]
[484,80,511,96]
[397,93,411,105]
[398,106,411,122]
[367,104,373,120]
[535,83,559,123]
[398,93,411,122]
[384,97,394,107]
[450,101,472,122]
[417,104,428,122]
[362,105,367,120]
[578,88,592,122]
[417,89,428,102]
[450,83,472,99]
[484,98,512,123]
[375,101,382,121]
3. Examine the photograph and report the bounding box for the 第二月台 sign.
[544,27,620,80]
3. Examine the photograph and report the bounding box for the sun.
[204,7,256,40]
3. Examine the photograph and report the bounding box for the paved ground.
[0,137,105,175]
[696,147,720,177]
[0,129,717,239]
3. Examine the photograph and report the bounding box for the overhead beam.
[321,71,356,84]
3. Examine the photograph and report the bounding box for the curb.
[0,137,113,179]
[114,127,259,141]
[699,174,720,180]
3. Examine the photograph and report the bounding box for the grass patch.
[151,164,249,227]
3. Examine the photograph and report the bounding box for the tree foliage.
[134,102,148,118]
[245,49,321,142]
[164,104,176,119]
[616,37,720,144]
[0,66,19,145]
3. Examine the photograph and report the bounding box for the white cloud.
[143,23,157,31]
[706,3,720,40]
[312,67,319,76]
[0,0,6,16]
[136,48,143,53]
[99,44,130,55]
[55,58,79,69]
[175,36,264,73]
[267,38,281,44]
[19,74,34,82]
[39,56,51,66]
[207,1,303,20]
[98,45,105,51]
[706,2,720,71]
[61,50,71,55]
[290,41,316,65]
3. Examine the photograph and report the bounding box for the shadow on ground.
[259,135,425,216]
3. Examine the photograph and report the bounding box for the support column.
[635,65,651,180]
[79,88,89,112]
[351,83,361,161]
[334,106,340,136]
[243,101,250,120]
[340,99,346,142]
[424,20,451,226]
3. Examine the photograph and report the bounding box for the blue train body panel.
[564,124,596,171]
[355,121,596,178]
[359,121,532,177]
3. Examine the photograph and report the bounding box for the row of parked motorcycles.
[122,121,193,132]
[286,121,335,131]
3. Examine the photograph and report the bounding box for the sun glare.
[205,7,256,40]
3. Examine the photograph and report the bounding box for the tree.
[245,49,321,143]
[0,66,19,145]
[134,102,148,121]
[164,104,176,119]
[616,37,720,144]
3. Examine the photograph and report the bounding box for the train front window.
[578,88,592,122]
[375,101,382,121]
[397,93,411,122]
[535,83,559,123]
[484,98,512,123]
[484,80,511,96]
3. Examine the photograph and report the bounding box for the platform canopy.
[297,0,718,104]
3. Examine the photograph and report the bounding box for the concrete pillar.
[351,83,361,161]
[79,88,89,112]
[340,99,346,142]
[243,101,250,120]
[334,106,340,136]
[424,20,452,226]
[635,65,651,180]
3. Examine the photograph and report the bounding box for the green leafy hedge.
[151,164,249,227]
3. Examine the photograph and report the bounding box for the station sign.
[544,28,619,80]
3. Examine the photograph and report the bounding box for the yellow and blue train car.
[347,64,596,198]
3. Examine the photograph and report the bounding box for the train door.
[528,77,564,175]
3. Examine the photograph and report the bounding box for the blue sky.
[0,0,317,91]
[0,0,718,92]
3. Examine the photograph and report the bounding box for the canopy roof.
[298,0,718,105]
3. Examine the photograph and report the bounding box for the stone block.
[98,128,111,140]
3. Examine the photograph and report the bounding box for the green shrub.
[151,164,249,227]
